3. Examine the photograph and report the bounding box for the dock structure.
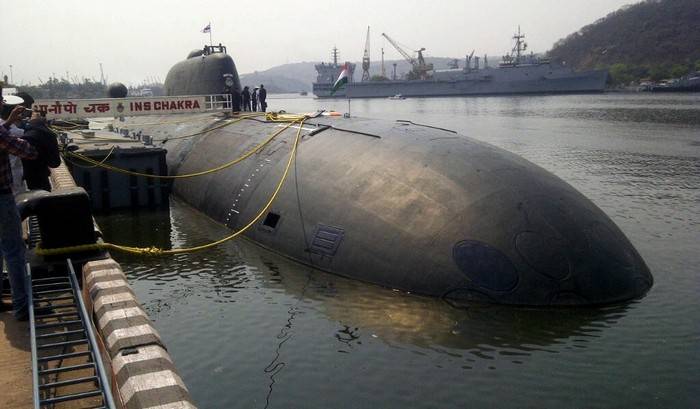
[2,141,195,407]
[62,128,169,211]
[0,95,235,408]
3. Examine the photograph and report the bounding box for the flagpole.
[209,21,212,47]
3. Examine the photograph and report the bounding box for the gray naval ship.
[117,44,651,306]
[312,47,356,98]
[314,28,607,98]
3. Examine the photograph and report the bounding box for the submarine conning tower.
[130,47,653,307]
[164,44,242,96]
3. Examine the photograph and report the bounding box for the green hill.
[548,0,700,84]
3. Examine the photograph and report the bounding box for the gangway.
[26,259,116,409]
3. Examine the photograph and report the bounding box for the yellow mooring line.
[38,115,308,256]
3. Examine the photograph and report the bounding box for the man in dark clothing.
[20,114,60,191]
[232,90,242,112]
[258,84,267,112]
[241,86,251,111]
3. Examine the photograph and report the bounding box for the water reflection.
[247,254,630,362]
[100,201,631,362]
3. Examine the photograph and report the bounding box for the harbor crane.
[466,50,475,70]
[381,32,433,80]
[361,26,371,81]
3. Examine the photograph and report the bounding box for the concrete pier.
[0,309,32,408]
[2,152,194,408]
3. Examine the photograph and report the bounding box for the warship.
[312,47,356,98]
[116,44,652,306]
[314,28,608,98]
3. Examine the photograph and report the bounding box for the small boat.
[388,94,405,100]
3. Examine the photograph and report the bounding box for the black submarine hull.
[122,50,652,306]
[120,112,652,306]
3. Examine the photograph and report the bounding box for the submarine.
[117,45,652,306]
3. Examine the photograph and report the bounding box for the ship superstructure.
[312,47,356,98]
[313,28,607,98]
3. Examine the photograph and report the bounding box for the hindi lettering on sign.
[63,102,78,114]
[34,95,213,119]
[48,101,63,114]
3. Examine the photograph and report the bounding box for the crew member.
[258,84,267,112]
[251,87,258,112]
[0,92,38,321]
[241,86,251,112]
[233,88,242,112]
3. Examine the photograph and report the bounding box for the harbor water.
[96,93,699,408]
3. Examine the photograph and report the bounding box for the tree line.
[607,61,700,86]
[548,0,700,85]
[14,78,164,100]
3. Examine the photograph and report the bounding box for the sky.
[2,0,636,86]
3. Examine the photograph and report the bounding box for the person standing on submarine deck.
[258,84,267,112]
[251,87,258,112]
[241,86,251,111]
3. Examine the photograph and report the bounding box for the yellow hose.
[36,117,308,257]
[65,119,297,179]
[64,145,117,169]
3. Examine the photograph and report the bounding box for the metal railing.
[204,93,232,111]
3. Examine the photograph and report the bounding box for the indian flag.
[330,64,349,95]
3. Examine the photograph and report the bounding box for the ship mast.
[381,47,386,79]
[512,26,527,65]
[332,46,339,67]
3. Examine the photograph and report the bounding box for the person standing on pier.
[0,94,37,321]
[241,86,251,111]
[258,84,267,112]
[0,96,27,194]
[20,112,61,191]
